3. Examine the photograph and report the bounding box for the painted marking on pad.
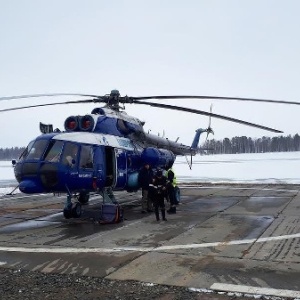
[0,232,299,254]
[180,185,299,193]
[211,283,300,298]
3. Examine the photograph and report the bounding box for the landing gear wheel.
[63,208,72,219]
[78,192,90,204]
[71,202,82,218]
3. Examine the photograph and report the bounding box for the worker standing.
[138,163,154,213]
[165,162,178,214]
[150,169,167,221]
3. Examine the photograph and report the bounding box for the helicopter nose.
[19,179,44,194]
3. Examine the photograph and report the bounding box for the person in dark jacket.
[149,169,167,221]
[138,163,154,213]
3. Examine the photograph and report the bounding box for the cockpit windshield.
[25,140,48,160]
[19,140,34,161]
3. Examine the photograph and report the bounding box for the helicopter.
[1,89,299,220]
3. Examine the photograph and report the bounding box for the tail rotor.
[205,104,214,141]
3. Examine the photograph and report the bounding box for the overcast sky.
[1,0,300,148]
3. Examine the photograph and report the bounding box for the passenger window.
[44,141,64,162]
[79,145,94,169]
[62,143,79,167]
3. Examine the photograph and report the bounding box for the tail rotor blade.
[205,104,213,142]
[208,104,212,128]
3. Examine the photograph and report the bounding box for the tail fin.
[191,128,206,149]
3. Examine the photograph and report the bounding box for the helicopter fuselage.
[14,131,176,195]
[13,106,206,197]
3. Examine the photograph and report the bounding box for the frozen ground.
[1,151,300,196]
[175,151,300,184]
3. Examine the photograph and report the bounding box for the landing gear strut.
[100,187,117,204]
[63,195,72,219]
[78,192,90,204]
[62,188,118,220]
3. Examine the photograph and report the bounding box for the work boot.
[167,208,172,213]
[167,206,176,214]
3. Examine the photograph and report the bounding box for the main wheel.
[63,208,72,219]
[78,192,90,204]
[71,202,82,218]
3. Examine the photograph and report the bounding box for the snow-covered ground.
[1,151,300,196]
[175,151,300,184]
[0,160,19,196]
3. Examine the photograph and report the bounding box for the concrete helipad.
[1,184,300,297]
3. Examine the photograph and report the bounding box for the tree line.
[0,147,25,160]
[0,134,299,160]
[202,134,300,154]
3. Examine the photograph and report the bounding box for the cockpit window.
[26,140,48,160]
[44,140,64,162]
[79,145,94,169]
[19,140,34,161]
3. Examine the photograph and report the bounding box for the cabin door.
[114,148,127,189]
[104,146,116,187]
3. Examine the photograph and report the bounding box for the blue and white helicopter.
[0,90,293,219]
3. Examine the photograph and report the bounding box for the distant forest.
[202,134,300,154]
[0,147,25,161]
[0,134,300,160]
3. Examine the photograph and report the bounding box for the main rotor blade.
[0,93,99,102]
[0,99,95,113]
[131,95,300,106]
[133,101,282,133]
[2,92,300,106]
[1,97,283,133]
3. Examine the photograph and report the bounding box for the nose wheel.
[71,202,82,218]
[63,207,72,219]
[63,195,82,219]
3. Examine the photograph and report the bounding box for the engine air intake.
[79,115,95,131]
[64,116,80,132]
